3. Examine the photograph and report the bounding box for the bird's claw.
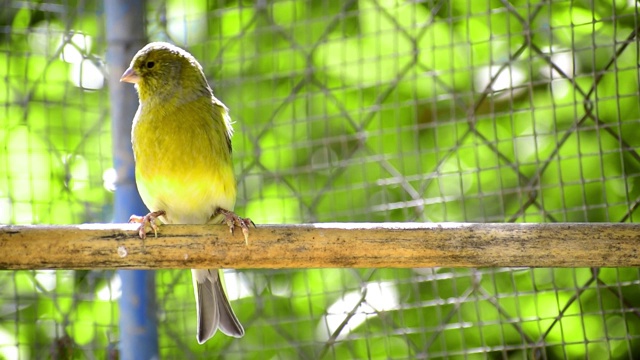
[217,208,255,245]
[129,210,166,239]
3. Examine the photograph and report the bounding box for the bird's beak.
[120,67,140,83]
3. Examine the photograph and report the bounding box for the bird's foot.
[216,208,255,245]
[129,210,166,239]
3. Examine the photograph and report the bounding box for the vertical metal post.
[104,1,158,359]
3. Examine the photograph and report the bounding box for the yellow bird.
[120,42,252,344]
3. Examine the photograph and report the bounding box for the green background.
[1,0,640,358]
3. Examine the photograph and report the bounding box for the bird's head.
[120,42,211,103]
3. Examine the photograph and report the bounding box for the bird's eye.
[146,61,155,69]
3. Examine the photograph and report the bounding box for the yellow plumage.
[121,42,249,344]
[133,94,236,225]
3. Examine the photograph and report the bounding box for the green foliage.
[2,0,640,358]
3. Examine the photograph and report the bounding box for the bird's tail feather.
[192,269,245,344]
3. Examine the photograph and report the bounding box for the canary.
[120,42,252,344]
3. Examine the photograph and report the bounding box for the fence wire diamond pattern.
[1,0,640,359]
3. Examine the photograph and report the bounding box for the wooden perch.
[0,223,638,269]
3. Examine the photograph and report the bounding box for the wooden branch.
[1,223,638,269]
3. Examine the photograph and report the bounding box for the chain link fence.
[2,0,640,358]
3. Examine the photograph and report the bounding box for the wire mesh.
[1,0,640,359]
[1,1,116,359]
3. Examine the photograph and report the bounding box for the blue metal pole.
[104,1,159,359]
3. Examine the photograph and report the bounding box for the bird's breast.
[131,102,236,224]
